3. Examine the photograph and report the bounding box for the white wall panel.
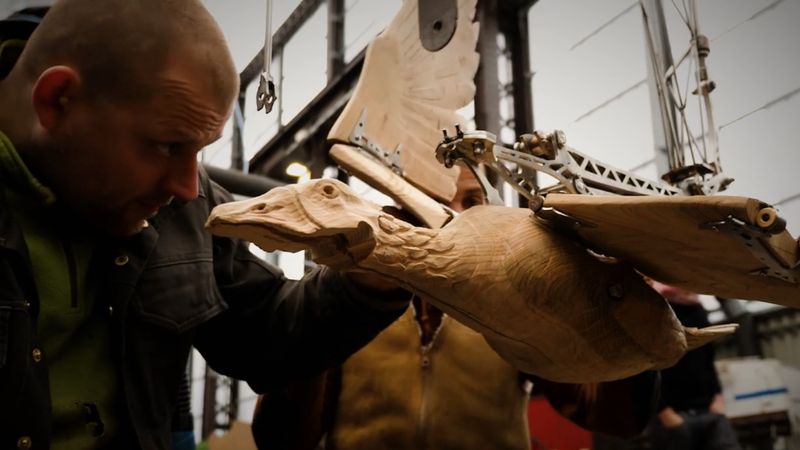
[343,0,401,62]
[280,3,328,125]
[530,1,654,172]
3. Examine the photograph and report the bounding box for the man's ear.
[31,66,81,131]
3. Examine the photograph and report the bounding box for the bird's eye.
[322,184,337,197]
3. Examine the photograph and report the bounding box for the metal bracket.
[534,206,597,231]
[462,160,504,206]
[700,216,798,285]
[349,108,403,174]
[436,126,505,206]
[418,0,458,52]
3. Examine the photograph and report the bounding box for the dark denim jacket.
[0,169,408,449]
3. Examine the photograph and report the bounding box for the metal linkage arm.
[435,127,682,200]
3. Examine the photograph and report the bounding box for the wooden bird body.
[207,178,734,383]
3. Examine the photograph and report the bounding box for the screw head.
[608,283,625,299]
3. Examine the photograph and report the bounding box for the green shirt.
[0,131,120,448]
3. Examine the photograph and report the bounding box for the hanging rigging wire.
[256,0,277,114]
[640,0,731,194]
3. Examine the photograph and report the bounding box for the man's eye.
[463,195,485,209]
[155,142,177,156]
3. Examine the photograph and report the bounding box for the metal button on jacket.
[114,254,130,266]
[17,436,32,449]
[31,348,42,363]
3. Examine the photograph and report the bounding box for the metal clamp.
[701,216,798,285]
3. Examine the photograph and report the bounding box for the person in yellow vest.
[251,166,660,450]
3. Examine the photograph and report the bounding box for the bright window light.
[286,162,311,183]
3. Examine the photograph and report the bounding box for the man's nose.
[163,157,199,203]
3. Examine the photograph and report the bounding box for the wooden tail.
[684,324,739,350]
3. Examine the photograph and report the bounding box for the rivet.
[17,436,32,449]
[608,284,625,299]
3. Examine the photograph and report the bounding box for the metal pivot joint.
[418,0,458,52]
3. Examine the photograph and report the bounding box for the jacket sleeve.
[250,371,335,450]
[193,176,410,392]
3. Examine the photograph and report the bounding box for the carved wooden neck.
[354,214,460,293]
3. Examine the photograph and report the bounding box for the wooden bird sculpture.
[206,178,736,383]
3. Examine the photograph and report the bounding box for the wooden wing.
[327,0,479,203]
[540,194,800,308]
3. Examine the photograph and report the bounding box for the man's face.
[45,57,232,236]
[449,167,486,213]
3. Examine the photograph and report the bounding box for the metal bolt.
[608,284,625,299]
[17,436,32,449]
[528,195,545,213]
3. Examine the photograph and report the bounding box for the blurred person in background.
[648,281,741,450]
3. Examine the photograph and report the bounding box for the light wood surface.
[207,179,737,383]
[330,144,452,228]
[327,0,480,203]
[542,194,800,308]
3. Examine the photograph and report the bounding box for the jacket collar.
[0,130,56,206]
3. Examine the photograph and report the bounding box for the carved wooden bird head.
[206,178,388,267]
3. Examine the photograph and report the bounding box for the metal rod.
[263,0,273,80]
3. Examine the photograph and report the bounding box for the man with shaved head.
[0,1,408,448]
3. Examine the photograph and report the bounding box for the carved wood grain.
[543,194,800,307]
